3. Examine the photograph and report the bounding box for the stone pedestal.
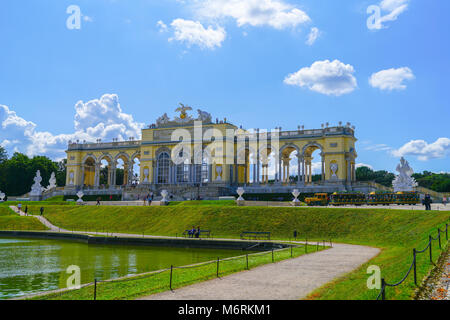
[236,199,245,206]
[30,195,43,202]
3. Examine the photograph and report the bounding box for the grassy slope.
[0,207,48,231]
[31,205,450,299]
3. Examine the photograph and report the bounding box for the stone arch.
[114,152,130,163]
[97,153,113,165]
[81,154,97,187]
[279,143,300,184]
[302,142,325,184]
[82,154,97,164]
[302,142,324,156]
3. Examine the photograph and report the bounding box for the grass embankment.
[0,207,48,231]
[39,205,450,300]
[37,243,325,300]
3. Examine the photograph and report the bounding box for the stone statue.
[197,109,212,123]
[175,103,192,119]
[392,157,418,192]
[30,170,43,196]
[174,103,193,124]
[156,113,170,126]
[76,190,84,204]
[69,171,74,185]
[0,191,5,202]
[46,172,57,191]
[330,163,338,180]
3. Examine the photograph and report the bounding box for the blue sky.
[0,0,449,174]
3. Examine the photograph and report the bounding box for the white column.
[94,163,100,187]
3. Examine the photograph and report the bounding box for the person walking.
[96,197,101,206]
[148,193,153,206]
[40,207,44,216]
[17,203,22,213]
[24,206,28,216]
[443,196,447,206]
[423,194,432,211]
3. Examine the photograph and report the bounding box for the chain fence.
[40,241,330,300]
[377,222,449,300]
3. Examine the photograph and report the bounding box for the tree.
[0,152,58,196]
[356,166,395,187]
[0,146,7,164]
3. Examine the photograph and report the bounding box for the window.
[157,153,170,184]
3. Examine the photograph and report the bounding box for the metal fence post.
[217,257,220,277]
[381,278,386,300]
[272,249,274,263]
[446,224,448,241]
[290,246,293,257]
[94,279,97,300]
[413,248,417,286]
[246,254,249,270]
[169,265,173,290]
[438,229,441,249]
[429,235,433,264]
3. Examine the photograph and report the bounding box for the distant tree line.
[0,146,66,196]
[412,171,450,193]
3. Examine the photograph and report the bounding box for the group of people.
[17,204,44,216]
[143,193,154,206]
[188,226,201,238]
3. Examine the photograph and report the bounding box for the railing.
[36,242,329,300]
[377,223,449,300]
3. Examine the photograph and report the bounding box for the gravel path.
[430,254,450,300]
[137,243,380,300]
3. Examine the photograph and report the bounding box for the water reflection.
[0,237,242,299]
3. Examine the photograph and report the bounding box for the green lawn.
[18,205,450,299]
[0,207,48,231]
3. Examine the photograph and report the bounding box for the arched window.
[157,153,170,184]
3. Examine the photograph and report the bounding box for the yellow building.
[65,107,358,197]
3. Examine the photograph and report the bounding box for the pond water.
[0,237,244,299]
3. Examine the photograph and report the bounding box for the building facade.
[65,107,359,198]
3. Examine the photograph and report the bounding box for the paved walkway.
[9,205,380,300]
[138,243,380,300]
[9,206,68,232]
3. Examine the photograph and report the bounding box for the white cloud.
[0,94,144,160]
[364,144,393,152]
[157,20,168,33]
[306,27,320,46]
[194,0,311,30]
[391,138,450,161]
[369,67,414,91]
[356,163,374,170]
[168,19,226,50]
[82,15,93,22]
[284,59,357,96]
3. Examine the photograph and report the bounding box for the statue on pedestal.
[30,170,43,201]
[45,172,57,191]
[392,157,418,192]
